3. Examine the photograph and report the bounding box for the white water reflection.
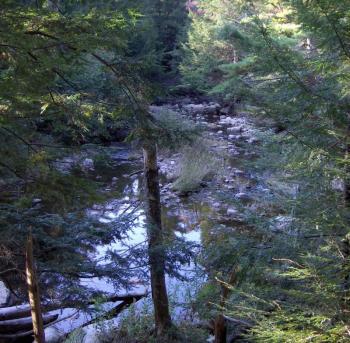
[50,153,205,337]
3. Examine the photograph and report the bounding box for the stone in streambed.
[81,158,94,171]
[235,192,251,201]
[227,207,238,216]
[0,281,10,307]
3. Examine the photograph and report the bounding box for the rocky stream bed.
[1,98,289,343]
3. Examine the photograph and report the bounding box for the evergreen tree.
[182,0,350,341]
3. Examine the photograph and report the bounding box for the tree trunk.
[214,314,227,343]
[26,233,45,343]
[214,268,238,343]
[143,143,172,336]
[340,122,350,315]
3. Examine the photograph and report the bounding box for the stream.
[24,98,274,341]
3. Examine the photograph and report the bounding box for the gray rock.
[227,126,242,134]
[183,103,220,115]
[81,158,94,171]
[228,135,240,141]
[219,117,237,125]
[227,207,238,216]
[247,137,259,144]
[220,106,230,115]
[229,149,240,156]
[271,216,295,233]
[0,281,10,307]
[208,123,218,129]
[235,192,251,201]
[331,178,345,192]
[32,198,42,205]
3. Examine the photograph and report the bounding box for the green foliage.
[182,0,350,341]
[0,0,159,306]
[113,300,207,343]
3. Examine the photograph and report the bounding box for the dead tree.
[143,143,172,336]
[26,232,45,343]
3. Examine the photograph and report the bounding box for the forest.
[0,0,349,342]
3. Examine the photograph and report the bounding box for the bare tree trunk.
[214,268,238,343]
[26,233,45,343]
[341,122,350,314]
[143,143,172,337]
[214,314,227,343]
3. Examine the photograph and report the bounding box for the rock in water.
[0,281,10,307]
[82,158,94,171]
[235,192,251,201]
[227,207,238,216]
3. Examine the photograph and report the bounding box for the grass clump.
[173,140,221,193]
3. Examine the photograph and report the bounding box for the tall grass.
[173,140,221,193]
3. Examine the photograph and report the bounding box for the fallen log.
[0,304,31,321]
[0,292,147,320]
[0,292,147,338]
[0,313,58,334]
[0,310,78,340]
[46,292,147,311]
[81,293,145,328]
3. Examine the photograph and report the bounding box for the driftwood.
[0,305,31,321]
[80,292,145,328]
[0,292,147,339]
[0,313,58,333]
[0,311,79,340]
[0,292,146,321]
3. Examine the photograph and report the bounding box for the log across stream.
[0,293,146,340]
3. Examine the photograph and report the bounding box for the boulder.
[81,158,94,171]
[183,103,220,115]
[219,106,230,115]
[227,207,238,216]
[228,135,240,141]
[227,126,242,134]
[219,117,237,125]
[234,192,251,201]
[271,216,294,233]
[331,178,345,192]
[0,281,10,307]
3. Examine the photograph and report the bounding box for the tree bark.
[214,268,238,343]
[214,314,227,343]
[143,143,172,336]
[26,233,45,343]
[340,122,350,315]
